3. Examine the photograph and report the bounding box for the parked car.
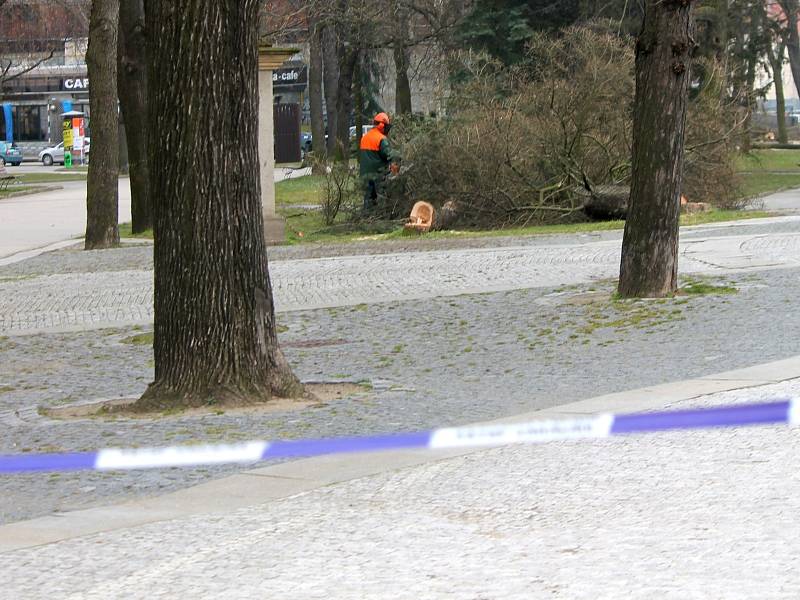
[39,142,64,166]
[39,138,90,166]
[300,132,312,154]
[349,125,373,139]
[0,141,23,166]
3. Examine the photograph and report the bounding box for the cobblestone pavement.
[3,379,800,599]
[1,263,800,525]
[2,217,800,334]
[1,216,800,526]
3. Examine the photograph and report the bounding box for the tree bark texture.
[118,119,129,172]
[118,0,151,233]
[393,2,413,115]
[334,43,358,161]
[85,0,120,250]
[322,25,339,156]
[741,31,758,153]
[768,41,789,144]
[140,0,302,409]
[780,0,800,101]
[354,50,364,150]
[618,0,695,298]
[308,18,326,168]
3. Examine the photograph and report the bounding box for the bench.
[0,164,16,193]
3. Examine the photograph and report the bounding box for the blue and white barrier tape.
[0,399,796,474]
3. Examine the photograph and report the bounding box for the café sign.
[63,78,90,90]
[272,67,307,89]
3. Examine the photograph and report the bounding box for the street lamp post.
[258,44,298,245]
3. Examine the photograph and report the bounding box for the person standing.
[359,112,398,212]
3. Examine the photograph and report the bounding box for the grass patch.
[0,185,51,198]
[679,281,738,296]
[680,209,771,225]
[12,172,88,184]
[738,173,800,198]
[121,332,154,345]
[735,149,800,198]
[275,174,324,206]
[118,222,153,239]
[281,206,773,245]
[735,149,800,173]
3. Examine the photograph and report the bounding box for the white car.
[39,139,90,166]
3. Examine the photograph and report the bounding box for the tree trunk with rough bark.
[309,18,326,171]
[322,25,339,156]
[781,0,800,101]
[768,41,789,144]
[741,35,758,153]
[618,0,695,298]
[393,2,412,115]
[137,0,302,409]
[334,43,357,161]
[353,50,364,150]
[118,0,150,233]
[85,0,120,250]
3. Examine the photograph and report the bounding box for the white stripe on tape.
[95,441,268,470]
[428,414,614,449]
[788,397,800,426]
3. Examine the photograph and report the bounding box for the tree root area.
[42,382,369,420]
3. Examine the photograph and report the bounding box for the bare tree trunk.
[118,0,150,233]
[85,0,120,250]
[334,44,358,160]
[618,0,695,298]
[354,49,364,150]
[138,0,302,409]
[741,41,758,152]
[309,18,326,171]
[118,118,129,172]
[781,0,800,100]
[768,41,789,144]
[322,25,339,156]
[393,1,413,115]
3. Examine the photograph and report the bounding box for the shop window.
[13,106,47,141]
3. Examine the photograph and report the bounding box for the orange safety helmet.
[373,112,391,132]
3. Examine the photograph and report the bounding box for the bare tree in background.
[84,0,120,250]
[118,0,150,232]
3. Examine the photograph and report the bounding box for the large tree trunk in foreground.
[118,0,151,233]
[618,0,694,298]
[85,0,120,250]
[139,0,302,409]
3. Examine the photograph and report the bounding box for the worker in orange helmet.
[359,112,399,212]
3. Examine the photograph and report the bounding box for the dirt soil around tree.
[40,382,369,421]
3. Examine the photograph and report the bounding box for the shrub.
[392,24,743,227]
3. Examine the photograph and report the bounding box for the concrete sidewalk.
[0,166,309,261]
[2,358,800,599]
